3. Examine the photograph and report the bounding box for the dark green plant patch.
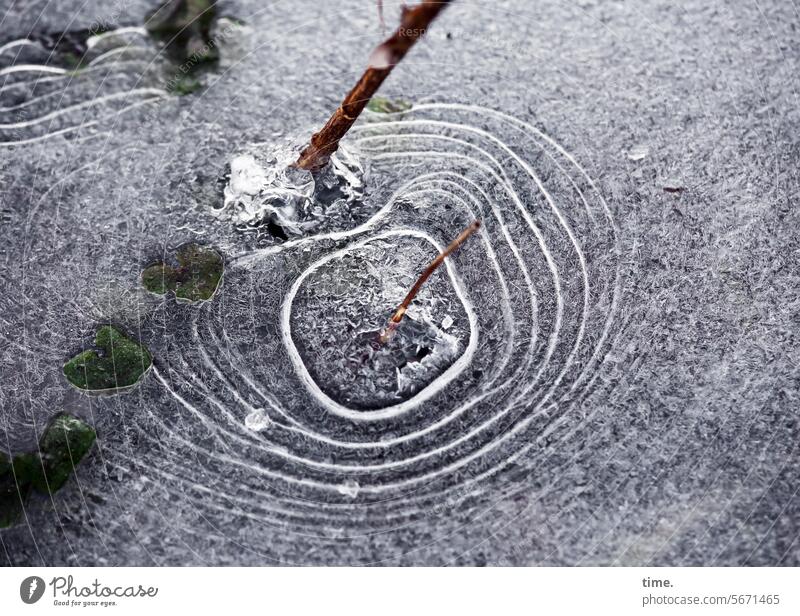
[37,414,97,493]
[146,0,219,66]
[0,468,30,529]
[11,452,45,487]
[146,1,250,96]
[0,415,96,528]
[141,243,223,302]
[63,326,152,392]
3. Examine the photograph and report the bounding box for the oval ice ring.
[282,229,480,421]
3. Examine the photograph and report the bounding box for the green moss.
[36,414,97,493]
[12,453,45,487]
[146,2,249,96]
[367,97,412,114]
[141,263,177,295]
[142,243,223,302]
[0,415,96,527]
[63,326,152,392]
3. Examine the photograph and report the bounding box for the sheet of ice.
[1,0,797,569]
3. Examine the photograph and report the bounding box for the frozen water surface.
[1,0,799,566]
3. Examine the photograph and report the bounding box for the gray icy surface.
[1,0,799,565]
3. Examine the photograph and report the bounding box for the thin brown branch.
[380,219,481,344]
[296,0,453,172]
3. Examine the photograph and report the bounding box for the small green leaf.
[142,243,223,302]
[63,326,152,392]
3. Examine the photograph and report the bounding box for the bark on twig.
[296,0,453,172]
[380,219,481,344]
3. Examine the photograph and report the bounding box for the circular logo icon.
[20,576,45,604]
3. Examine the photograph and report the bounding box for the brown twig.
[296,0,453,172]
[380,219,481,344]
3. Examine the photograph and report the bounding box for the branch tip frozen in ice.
[380,219,480,344]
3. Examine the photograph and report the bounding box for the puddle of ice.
[289,236,469,411]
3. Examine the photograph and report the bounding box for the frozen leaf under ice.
[1,414,95,528]
[63,326,152,393]
[141,243,223,302]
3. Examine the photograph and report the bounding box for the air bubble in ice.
[627,144,649,161]
[244,408,272,431]
[336,479,361,498]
